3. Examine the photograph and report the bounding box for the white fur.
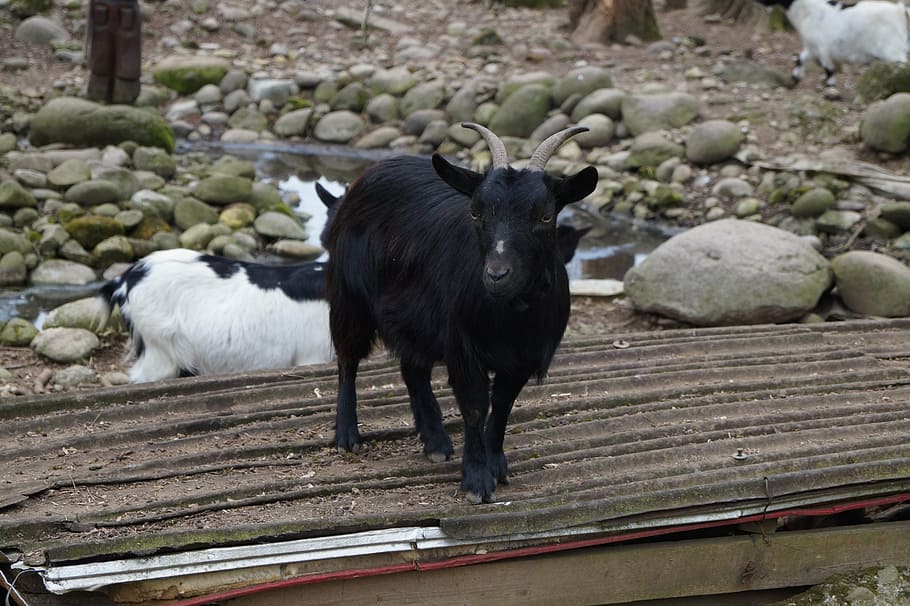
[104,249,333,383]
[786,0,910,86]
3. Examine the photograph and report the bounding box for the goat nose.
[485,265,510,282]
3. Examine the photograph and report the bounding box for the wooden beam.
[220,521,910,606]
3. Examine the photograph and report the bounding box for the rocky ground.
[2,0,910,400]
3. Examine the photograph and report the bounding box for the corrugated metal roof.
[2,319,909,581]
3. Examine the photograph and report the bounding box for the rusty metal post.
[86,0,141,104]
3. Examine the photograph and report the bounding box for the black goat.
[325,123,598,503]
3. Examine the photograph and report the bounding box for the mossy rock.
[130,216,172,240]
[64,215,126,250]
[0,317,38,346]
[152,56,230,95]
[30,97,175,153]
[856,62,910,104]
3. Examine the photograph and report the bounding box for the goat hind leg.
[330,298,374,453]
[792,48,811,84]
[400,361,454,462]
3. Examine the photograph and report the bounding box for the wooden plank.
[215,521,910,606]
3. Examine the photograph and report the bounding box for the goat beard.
[507,267,554,312]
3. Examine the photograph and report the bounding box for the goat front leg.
[485,371,531,485]
[449,366,494,504]
[334,357,362,453]
[400,360,454,462]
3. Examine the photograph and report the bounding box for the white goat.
[99,248,333,383]
[761,0,910,86]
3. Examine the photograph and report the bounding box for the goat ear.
[553,166,599,208]
[432,153,485,196]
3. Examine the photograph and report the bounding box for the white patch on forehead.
[496,240,505,255]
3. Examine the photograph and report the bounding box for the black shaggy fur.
[325,153,598,503]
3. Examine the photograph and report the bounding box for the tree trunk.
[568,0,661,45]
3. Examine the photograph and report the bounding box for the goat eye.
[471,210,480,221]
[540,214,553,223]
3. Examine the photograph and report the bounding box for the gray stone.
[220,129,260,143]
[880,201,910,228]
[622,93,700,136]
[816,209,862,234]
[495,71,555,104]
[178,223,216,249]
[152,55,230,95]
[366,94,399,123]
[64,180,122,205]
[133,146,177,179]
[174,196,219,229]
[47,158,91,188]
[115,209,144,229]
[860,92,910,153]
[223,89,251,113]
[0,251,27,286]
[14,168,47,188]
[1,181,39,212]
[101,145,130,167]
[856,61,910,103]
[356,126,403,149]
[573,114,614,148]
[194,83,223,105]
[192,175,253,205]
[529,113,572,145]
[248,78,297,106]
[626,132,685,169]
[270,239,323,259]
[0,317,37,346]
[219,69,248,94]
[31,259,97,285]
[403,109,446,136]
[210,155,256,178]
[0,228,33,255]
[791,188,835,218]
[58,239,94,265]
[624,219,832,325]
[274,108,313,137]
[685,120,743,164]
[552,66,613,107]
[446,84,478,123]
[571,88,625,121]
[253,211,307,239]
[52,364,99,387]
[228,106,268,131]
[401,80,446,116]
[0,133,17,154]
[131,189,175,219]
[93,235,134,267]
[489,84,551,138]
[366,66,417,96]
[37,224,69,256]
[418,120,449,146]
[712,177,754,200]
[330,82,369,112]
[14,16,70,46]
[32,327,100,362]
[94,166,141,200]
[166,99,200,123]
[248,182,283,212]
[832,250,910,316]
[313,111,365,143]
[43,297,109,333]
[135,85,171,108]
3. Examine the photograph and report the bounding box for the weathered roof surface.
[2,319,909,576]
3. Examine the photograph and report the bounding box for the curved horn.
[527,126,589,172]
[461,122,509,169]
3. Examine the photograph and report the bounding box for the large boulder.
[831,250,910,316]
[43,297,110,333]
[621,93,700,136]
[860,92,910,153]
[0,180,37,209]
[624,219,832,325]
[15,15,70,46]
[32,327,100,363]
[30,259,97,285]
[30,97,175,152]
